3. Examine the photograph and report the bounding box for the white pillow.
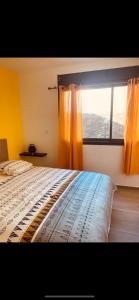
[0,160,33,176]
[0,160,15,173]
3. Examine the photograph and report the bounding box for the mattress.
[0,167,116,242]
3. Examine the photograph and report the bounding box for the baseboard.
[116,184,139,189]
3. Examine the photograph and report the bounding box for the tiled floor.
[108,186,139,242]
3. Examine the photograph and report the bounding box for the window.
[82,85,127,145]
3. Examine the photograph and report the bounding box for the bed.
[0,139,116,242]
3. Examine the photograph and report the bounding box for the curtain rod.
[79,81,128,88]
[48,86,57,90]
[48,81,129,90]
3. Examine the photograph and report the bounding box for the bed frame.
[0,139,9,162]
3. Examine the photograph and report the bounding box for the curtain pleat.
[123,78,139,175]
[58,84,83,170]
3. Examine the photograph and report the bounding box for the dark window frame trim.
[83,138,124,146]
[58,65,139,87]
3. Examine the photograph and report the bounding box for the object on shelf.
[28,144,37,154]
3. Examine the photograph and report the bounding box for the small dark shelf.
[19,152,47,157]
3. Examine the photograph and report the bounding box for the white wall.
[19,58,139,187]
[83,145,139,187]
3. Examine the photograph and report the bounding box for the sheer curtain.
[58,84,83,170]
[123,78,139,174]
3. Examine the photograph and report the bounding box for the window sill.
[83,139,124,146]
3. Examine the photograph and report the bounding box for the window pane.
[112,86,127,139]
[82,88,111,138]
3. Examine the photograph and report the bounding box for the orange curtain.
[58,84,83,170]
[123,78,139,175]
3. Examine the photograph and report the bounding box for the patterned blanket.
[0,167,115,242]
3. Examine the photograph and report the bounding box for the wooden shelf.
[19,152,47,157]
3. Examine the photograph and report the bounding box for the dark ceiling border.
[58,65,139,86]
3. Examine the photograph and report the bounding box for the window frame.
[83,138,124,145]
[82,84,127,145]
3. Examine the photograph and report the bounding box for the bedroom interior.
[0,57,139,242]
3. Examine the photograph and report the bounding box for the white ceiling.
[0,57,99,73]
[0,57,139,74]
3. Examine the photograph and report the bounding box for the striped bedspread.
[0,167,115,242]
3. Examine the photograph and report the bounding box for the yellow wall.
[0,67,24,159]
